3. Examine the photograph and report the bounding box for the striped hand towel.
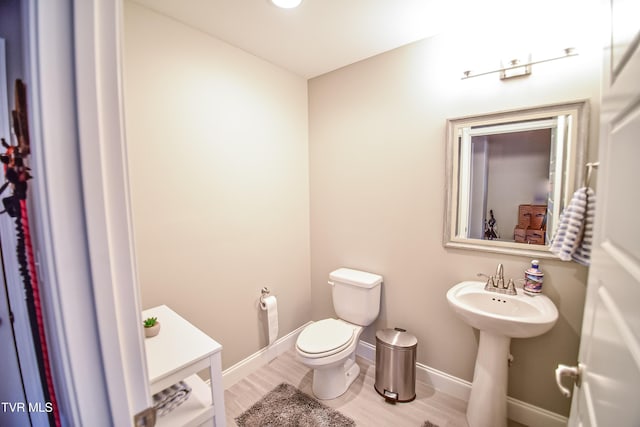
[549,187,596,266]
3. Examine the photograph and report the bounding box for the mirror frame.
[443,100,589,258]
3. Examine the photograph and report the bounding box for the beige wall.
[123,2,311,368]
[123,0,601,417]
[308,32,600,415]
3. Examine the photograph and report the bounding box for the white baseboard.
[356,339,376,362]
[221,321,311,389]
[507,398,569,427]
[223,335,568,427]
[356,341,568,427]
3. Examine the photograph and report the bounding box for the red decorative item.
[1,80,61,427]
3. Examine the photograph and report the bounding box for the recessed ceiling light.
[271,0,302,9]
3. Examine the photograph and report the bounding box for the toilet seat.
[296,319,355,358]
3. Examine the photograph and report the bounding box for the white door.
[563,0,640,425]
[24,0,152,425]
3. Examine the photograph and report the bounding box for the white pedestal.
[466,331,510,427]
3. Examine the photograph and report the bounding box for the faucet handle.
[505,278,517,295]
[482,275,497,292]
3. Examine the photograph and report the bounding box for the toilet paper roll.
[260,295,279,346]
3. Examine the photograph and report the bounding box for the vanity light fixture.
[462,47,578,80]
[271,0,303,8]
[500,54,532,79]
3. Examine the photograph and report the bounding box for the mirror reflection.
[444,101,588,257]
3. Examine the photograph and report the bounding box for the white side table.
[143,305,226,427]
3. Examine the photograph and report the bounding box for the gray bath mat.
[235,382,355,427]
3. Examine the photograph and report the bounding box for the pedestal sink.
[446,280,558,427]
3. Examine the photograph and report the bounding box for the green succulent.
[143,317,158,328]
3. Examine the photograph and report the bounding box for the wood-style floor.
[224,349,521,427]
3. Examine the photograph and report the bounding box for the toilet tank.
[330,268,383,326]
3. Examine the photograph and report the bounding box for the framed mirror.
[443,101,589,258]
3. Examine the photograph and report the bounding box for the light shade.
[271,0,302,8]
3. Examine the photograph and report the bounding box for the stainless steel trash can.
[374,327,417,403]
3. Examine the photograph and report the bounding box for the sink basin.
[446,280,559,427]
[446,280,558,338]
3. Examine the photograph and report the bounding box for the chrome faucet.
[495,263,504,289]
[478,263,517,295]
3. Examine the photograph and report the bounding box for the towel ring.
[585,162,599,187]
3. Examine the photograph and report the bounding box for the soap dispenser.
[524,260,544,295]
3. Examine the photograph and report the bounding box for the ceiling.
[128,0,462,79]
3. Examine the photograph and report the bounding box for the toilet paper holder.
[260,287,271,305]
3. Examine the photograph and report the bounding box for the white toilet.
[296,267,383,400]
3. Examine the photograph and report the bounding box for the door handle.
[555,363,581,398]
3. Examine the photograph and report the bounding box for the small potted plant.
[143,316,161,338]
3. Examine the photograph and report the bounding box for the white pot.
[144,322,161,338]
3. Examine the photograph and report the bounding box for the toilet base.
[311,354,360,400]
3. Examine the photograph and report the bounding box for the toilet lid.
[297,318,355,355]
